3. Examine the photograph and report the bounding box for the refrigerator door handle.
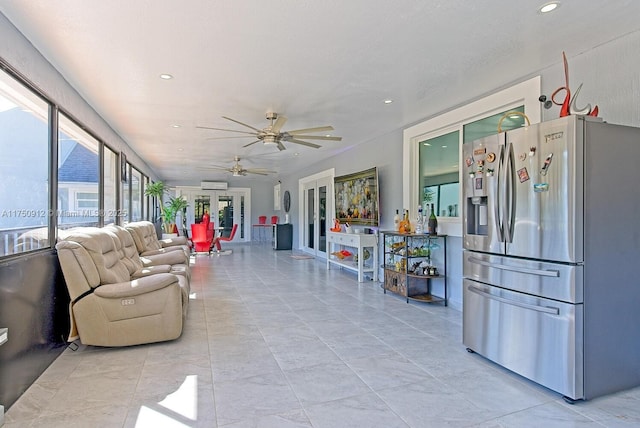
[467,256,560,277]
[504,142,516,243]
[495,144,505,242]
[468,285,560,315]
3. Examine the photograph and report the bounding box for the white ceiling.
[2,1,639,184]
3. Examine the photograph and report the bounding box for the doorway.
[299,169,333,258]
[178,187,251,242]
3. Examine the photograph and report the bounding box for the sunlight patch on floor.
[135,375,198,427]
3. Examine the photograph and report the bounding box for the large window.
[103,145,118,225]
[419,130,460,219]
[142,175,149,220]
[0,61,150,258]
[418,106,526,219]
[0,67,51,256]
[58,113,100,229]
[131,167,142,221]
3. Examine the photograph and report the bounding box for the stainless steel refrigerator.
[462,115,640,401]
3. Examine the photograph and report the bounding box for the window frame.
[0,58,153,259]
[0,63,53,257]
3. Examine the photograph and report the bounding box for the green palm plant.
[163,196,189,234]
[144,181,168,224]
[144,181,189,234]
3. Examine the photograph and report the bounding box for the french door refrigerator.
[462,114,640,401]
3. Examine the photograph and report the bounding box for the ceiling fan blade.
[242,139,262,148]
[271,115,287,133]
[287,126,334,135]
[197,166,232,172]
[286,135,342,141]
[196,126,257,136]
[245,170,269,176]
[288,138,322,149]
[246,168,276,174]
[277,141,287,151]
[222,116,263,133]
[205,135,257,140]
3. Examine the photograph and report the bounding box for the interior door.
[214,191,246,241]
[178,187,250,242]
[302,176,331,257]
[303,182,315,252]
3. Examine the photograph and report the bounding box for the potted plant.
[162,196,189,236]
[144,181,189,236]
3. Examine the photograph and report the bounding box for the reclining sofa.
[124,220,191,259]
[56,225,191,347]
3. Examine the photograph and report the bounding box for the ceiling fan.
[197,112,342,151]
[202,156,276,177]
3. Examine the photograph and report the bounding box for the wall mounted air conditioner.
[201,181,228,190]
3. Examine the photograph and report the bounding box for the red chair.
[191,221,214,253]
[213,224,238,252]
[253,215,268,241]
[270,216,279,225]
[202,211,215,242]
[206,221,215,242]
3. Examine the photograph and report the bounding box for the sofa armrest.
[160,236,189,247]
[140,251,188,267]
[93,273,178,298]
[131,264,172,279]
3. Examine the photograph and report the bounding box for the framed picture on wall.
[334,167,379,226]
[120,152,128,182]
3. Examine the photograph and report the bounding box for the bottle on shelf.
[415,205,424,234]
[394,209,400,231]
[399,209,412,233]
[428,203,438,235]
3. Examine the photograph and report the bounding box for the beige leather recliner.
[56,227,186,347]
[125,221,191,259]
[105,224,191,281]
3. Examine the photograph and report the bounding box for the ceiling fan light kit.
[198,112,342,152]
[263,135,278,146]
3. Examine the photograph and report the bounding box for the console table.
[327,231,378,282]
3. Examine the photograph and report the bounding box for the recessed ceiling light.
[384,99,393,104]
[159,73,173,80]
[177,148,183,152]
[171,124,181,128]
[441,145,448,148]
[539,2,560,13]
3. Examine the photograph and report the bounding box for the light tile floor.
[5,244,640,427]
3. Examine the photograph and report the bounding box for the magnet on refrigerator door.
[517,167,530,183]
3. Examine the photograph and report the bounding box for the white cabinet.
[327,232,378,282]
